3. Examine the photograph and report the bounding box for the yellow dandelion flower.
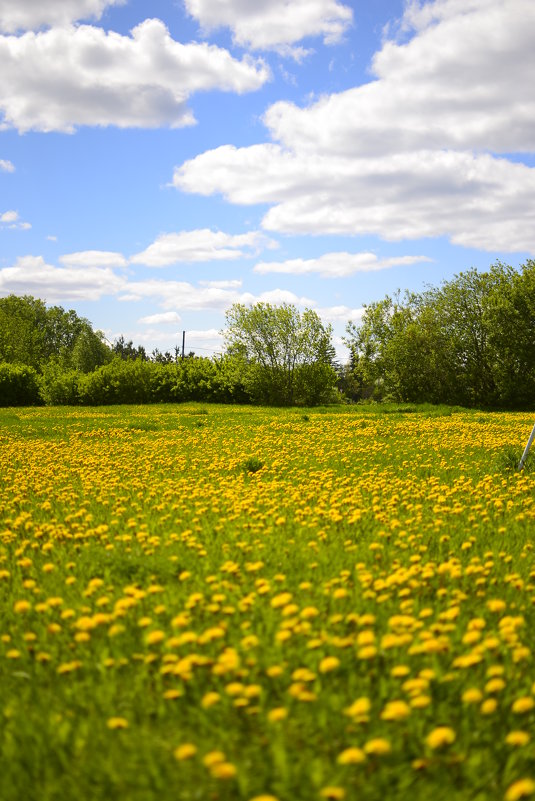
[174,743,197,760]
[357,645,377,660]
[410,695,431,708]
[381,700,411,721]
[391,665,410,678]
[201,692,221,709]
[485,678,506,694]
[319,656,340,673]
[163,689,182,700]
[319,787,346,800]
[481,698,498,715]
[145,630,165,646]
[268,707,288,723]
[462,688,483,704]
[337,747,366,765]
[107,717,128,730]
[505,779,535,801]
[210,761,237,779]
[426,727,456,749]
[266,665,284,678]
[344,697,371,719]
[364,738,391,756]
[506,731,531,747]
[271,593,292,609]
[512,697,535,714]
[225,682,244,696]
[248,796,279,801]
[487,599,506,613]
[202,751,225,767]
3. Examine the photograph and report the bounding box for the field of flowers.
[1,403,535,801]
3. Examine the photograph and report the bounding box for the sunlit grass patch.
[1,402,535,801]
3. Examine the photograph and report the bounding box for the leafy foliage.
[345,260,535,408]
[224,302,337,405]
[0,363,41,406]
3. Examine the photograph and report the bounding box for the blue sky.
[1,0,534,360]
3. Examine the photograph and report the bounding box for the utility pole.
[182,330,186,359]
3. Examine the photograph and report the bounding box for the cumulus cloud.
[199,279,243,288]
[131,229,275,266]
[0,255,125,300]
[0,19,269,132]
[174,0,535,253]
[254,251,431,278]
[1,210,31,229]
[138,311,182,325]
[60,250,128,268]
[118,277,314,311]
[184,0,353,53]
[0,158,15,172]
[263,0,535,157]
[0,0,125,33]
[317,305,365,323]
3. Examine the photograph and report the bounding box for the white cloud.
[174,0,535,254]
[1,210,18,223]
[316,305,365,323]
[0,255,125,300]
[46,235,58,242]
[0,158,15,172]
[118,279,245,309]
[131,228,275,266]
[0,19,269,133]
[176,145,535,251]
[184,0,353,52]
[1,209,31,229]
[254,251,431,277]
[263,0,535,157]
[0,0,125,33]
[199,279,243,288]
[118,277,314,311]
[60,250,128,268]
[138,311,182,325]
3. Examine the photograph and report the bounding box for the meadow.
[1,402,535,801]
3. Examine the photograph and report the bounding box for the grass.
[1,402,535,801]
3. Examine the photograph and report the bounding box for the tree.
[223,302,337,405]
[71,326,112,373]
[344,261,535,408]
[0,295,49,369]
[112,335,147,362]
[0,294,110,371]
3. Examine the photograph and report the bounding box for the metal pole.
[182,330,185,359]
[518,421,535,470]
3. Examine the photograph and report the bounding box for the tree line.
[0,296,337,407]
[344,260,535,409]
[1,260,534,409]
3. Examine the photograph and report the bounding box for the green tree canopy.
[344,260,535,408]
[223,302,337,405]
[0,294,111,371]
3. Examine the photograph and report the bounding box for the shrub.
[39,364,81,405]
[0,363,41,406]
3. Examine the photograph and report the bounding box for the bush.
[0,363,41,406]
[78,359,154,405]
[39,364,81,405]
